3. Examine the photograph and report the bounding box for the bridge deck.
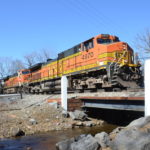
[79,96,144,112]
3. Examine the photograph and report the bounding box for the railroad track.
[1,88,144,95]
[1,88,144,99]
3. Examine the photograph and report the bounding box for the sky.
[0,0,150,60]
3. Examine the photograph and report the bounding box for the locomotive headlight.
[99,62,104,66]
[123,43,127,50]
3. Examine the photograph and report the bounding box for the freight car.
[3,34,142,94]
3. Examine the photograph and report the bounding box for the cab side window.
[83,39,94,51]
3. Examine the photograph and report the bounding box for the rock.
[110,127,124,136]
[45,118,50,122]
[56,138,75,150]
[62,110,69,118]
[110,127,150,150]
[84,122,92,127]
[109,127,124,140]
[69,110,87,121]
[69,112,76,120]
[74,134,87,141]
[75,122,83,126]
[95,132,110,148]
[96,120,105,125]
[71,134,100,150]
[29,118,38,125]
[11,127,25,137]
[84,121,96,127]
[127,116,150,128]
[26,147,32,150]
[111,127,124,134]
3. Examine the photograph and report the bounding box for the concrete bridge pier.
[61,76,68,111]
[145,59,150,116]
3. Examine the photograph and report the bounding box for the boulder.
[56,138,75,150]
[56,134,100,150]
[71,134,100,150]
[74,134,87,141]
[127,116,150,128]
[11,127,25,137]
[111,127,124,135]
[69,110,87,121]
[110,127,150,150]
[62,110,69,118]
[109,127,124,140]
[95,132,110,148]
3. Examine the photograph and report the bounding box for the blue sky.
[0,0,150,60]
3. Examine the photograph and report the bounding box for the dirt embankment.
[0,94,104,139]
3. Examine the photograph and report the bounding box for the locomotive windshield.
[97,39,112,44]
[97,37,119,44]
[22,71,30,74]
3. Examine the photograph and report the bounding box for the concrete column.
[145,59,150,116]
[61,76,68,110]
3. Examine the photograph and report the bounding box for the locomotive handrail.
[108,49,128,79]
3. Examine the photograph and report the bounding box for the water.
[0,124,116,150]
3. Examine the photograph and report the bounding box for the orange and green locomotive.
[2,34,142,94]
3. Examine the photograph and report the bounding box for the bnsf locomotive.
[1,34,142,94]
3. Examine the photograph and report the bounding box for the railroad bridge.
[47,91,145,112]
[79,96,144,112]
[67,96,144,112]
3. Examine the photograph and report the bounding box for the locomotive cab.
[96,34,120,45]
[18,69,31,86]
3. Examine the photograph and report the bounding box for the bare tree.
[36,49,51,62]
[41,49,51,60]
[10,59,25,75]
[24,49,51,68]
[24,52,37,68]
[0,61,5,78]
[0,58,25,79]
[135,29,150,60]
[0,57,12,78]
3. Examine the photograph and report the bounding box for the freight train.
[1,34,142,94]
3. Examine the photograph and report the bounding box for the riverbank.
[0,94,105,139]
[56,116,150,150]
[0,125,117,150]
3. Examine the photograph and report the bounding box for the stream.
[0,124,116,150]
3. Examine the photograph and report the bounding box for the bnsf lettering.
[82,52,94,60]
